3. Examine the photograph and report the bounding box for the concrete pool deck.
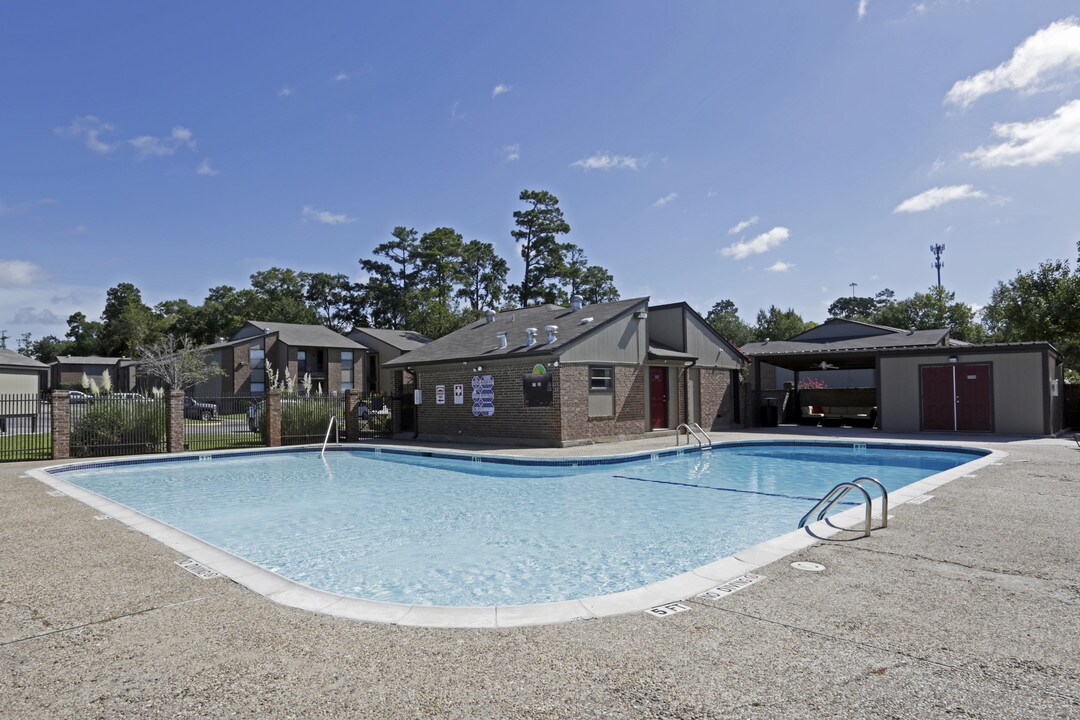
[2,428,1078,718]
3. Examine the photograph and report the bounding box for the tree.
[302,272,365,331]
[98,283,160,357]
[248,267,319,325]
[414,227,464,308]
[65,311,104,355]
[456,240,508,312]
[509,190,571,307]
[16,332,33,356]
[135,335,225,391]
[26,335,71,364]
[706,300,754,347]
[873,286,984,342]
[826,296,878,321]
[753,305,812,342]
[983,259,1080,368]
[360,227,420,328]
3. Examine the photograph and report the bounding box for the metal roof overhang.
[749,349,879,372]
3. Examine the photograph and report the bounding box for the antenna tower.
[930,244,945,290]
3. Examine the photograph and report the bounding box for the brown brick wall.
[559,364,646,442]
[166,390,185,452]
[50,390,70,459]
[415,359,562,444]
[700,367,736,430]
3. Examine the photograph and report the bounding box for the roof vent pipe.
[544,325,558,344]
[484,308,496,324]
[525,328,538,346]
[908,328,916,335]
[496,331,508,349]
[570,295,583,310]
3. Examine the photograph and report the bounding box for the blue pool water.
[58,443,981,606]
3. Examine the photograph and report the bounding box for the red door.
[956,364,992,432]
[649,367,668,429]
[920,365,955,432]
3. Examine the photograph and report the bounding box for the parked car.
[247,401,262,432]
[68,390,91,404]
[112,392,150,402]
[184,396,218,421]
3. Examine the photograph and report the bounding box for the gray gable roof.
[233,321,367,350]
[0,348,49,370]
[348,327,431,352]
[385,297,648,367]
[742,327,951,356]
[53,355,127,365]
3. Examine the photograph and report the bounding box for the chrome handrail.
[689,422,712,449]
[320,416,338,458]
[799,476,888,539]
[675,423,701,448]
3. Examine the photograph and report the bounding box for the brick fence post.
[51,390,71,460]
[266,389,282,447]
[344,389,359,442]
[167,390,185,453]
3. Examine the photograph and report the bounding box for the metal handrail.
[675,423,707,448]
[320,416,338,458]
[689,422,712,449]
[799,476,888,539]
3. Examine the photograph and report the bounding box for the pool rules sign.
[472,375,494,417]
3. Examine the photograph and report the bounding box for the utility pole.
[849,282,858,298]
[0,329,7,349]
[930,244,945,290]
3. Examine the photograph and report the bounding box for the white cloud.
[0,259,48,287]
[492,84,512,98]
[962,98,1080,167]
[0,198,55,216]
[54,115,117,154]
[13,307,62,324]
[335,72,349,81]
[653,193,678,208]
[196,158,219,176]
[721,226,790,260]
[129,126,196,160]
[570,152,647,171]
[858,0,869,19]
[727,216,759,235]
[450,101,465,121]
[765,261,794,273]
[302,205,355,225]
[502,143,520,162]
[278,86,294,97]
[894,184,987,213]
[946,18,1080,107]
[74,224,87,234]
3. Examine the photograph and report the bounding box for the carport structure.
[741,319,1064,435]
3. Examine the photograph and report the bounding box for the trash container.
[760,401,779,427]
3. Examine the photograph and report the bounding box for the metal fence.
[358,393,394,440]
[183,394,265,452]
[281,395,347,446]
[0,392,52,462]
[70,395,167,458]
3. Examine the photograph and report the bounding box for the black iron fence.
[281,395,347,446]
[0,392,52,462]
[183,394,265,452]
[358,393,394,439]
[70,394,167,458]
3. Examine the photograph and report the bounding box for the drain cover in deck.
[791,561,826,572]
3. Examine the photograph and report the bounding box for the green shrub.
[280,397,341,443]
[70,400,166,456]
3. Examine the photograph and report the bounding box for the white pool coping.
[27,441,1006,628]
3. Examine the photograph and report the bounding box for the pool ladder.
[799,477,888,540]
[676,422,712,450]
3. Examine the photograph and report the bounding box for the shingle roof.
[236,321,368,350]
[742,328,951,356]
[0,348,49,370]
[385,298,648,367]
[348,327,431,352]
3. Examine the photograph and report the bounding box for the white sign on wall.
[453,384,464,404]
[435,385,446,405]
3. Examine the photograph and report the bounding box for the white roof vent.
[544,325,558,344]
[908,328,916,335]
[578,316,594,325]
[570,295,584,310]
[484,308,496,324]
[525,327,538,346]
[496,331,508,349]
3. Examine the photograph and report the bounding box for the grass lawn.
[184,432,264,451]
[0,433,52,461]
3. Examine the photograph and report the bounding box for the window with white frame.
[341,350,354,391]
[588,365,614,417]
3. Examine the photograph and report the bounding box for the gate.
[0,392,52,462]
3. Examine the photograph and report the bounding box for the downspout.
[413,369,420,439]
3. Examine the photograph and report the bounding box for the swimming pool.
[38,441,994,625]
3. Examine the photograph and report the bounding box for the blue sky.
[2,1,1079,342]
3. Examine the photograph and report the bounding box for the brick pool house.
[384,297,747,447]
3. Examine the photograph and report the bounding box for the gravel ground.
[1,429,1078,719]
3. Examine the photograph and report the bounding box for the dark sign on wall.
[523,372,553,408]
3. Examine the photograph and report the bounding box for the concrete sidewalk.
[1,432,1078,718]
